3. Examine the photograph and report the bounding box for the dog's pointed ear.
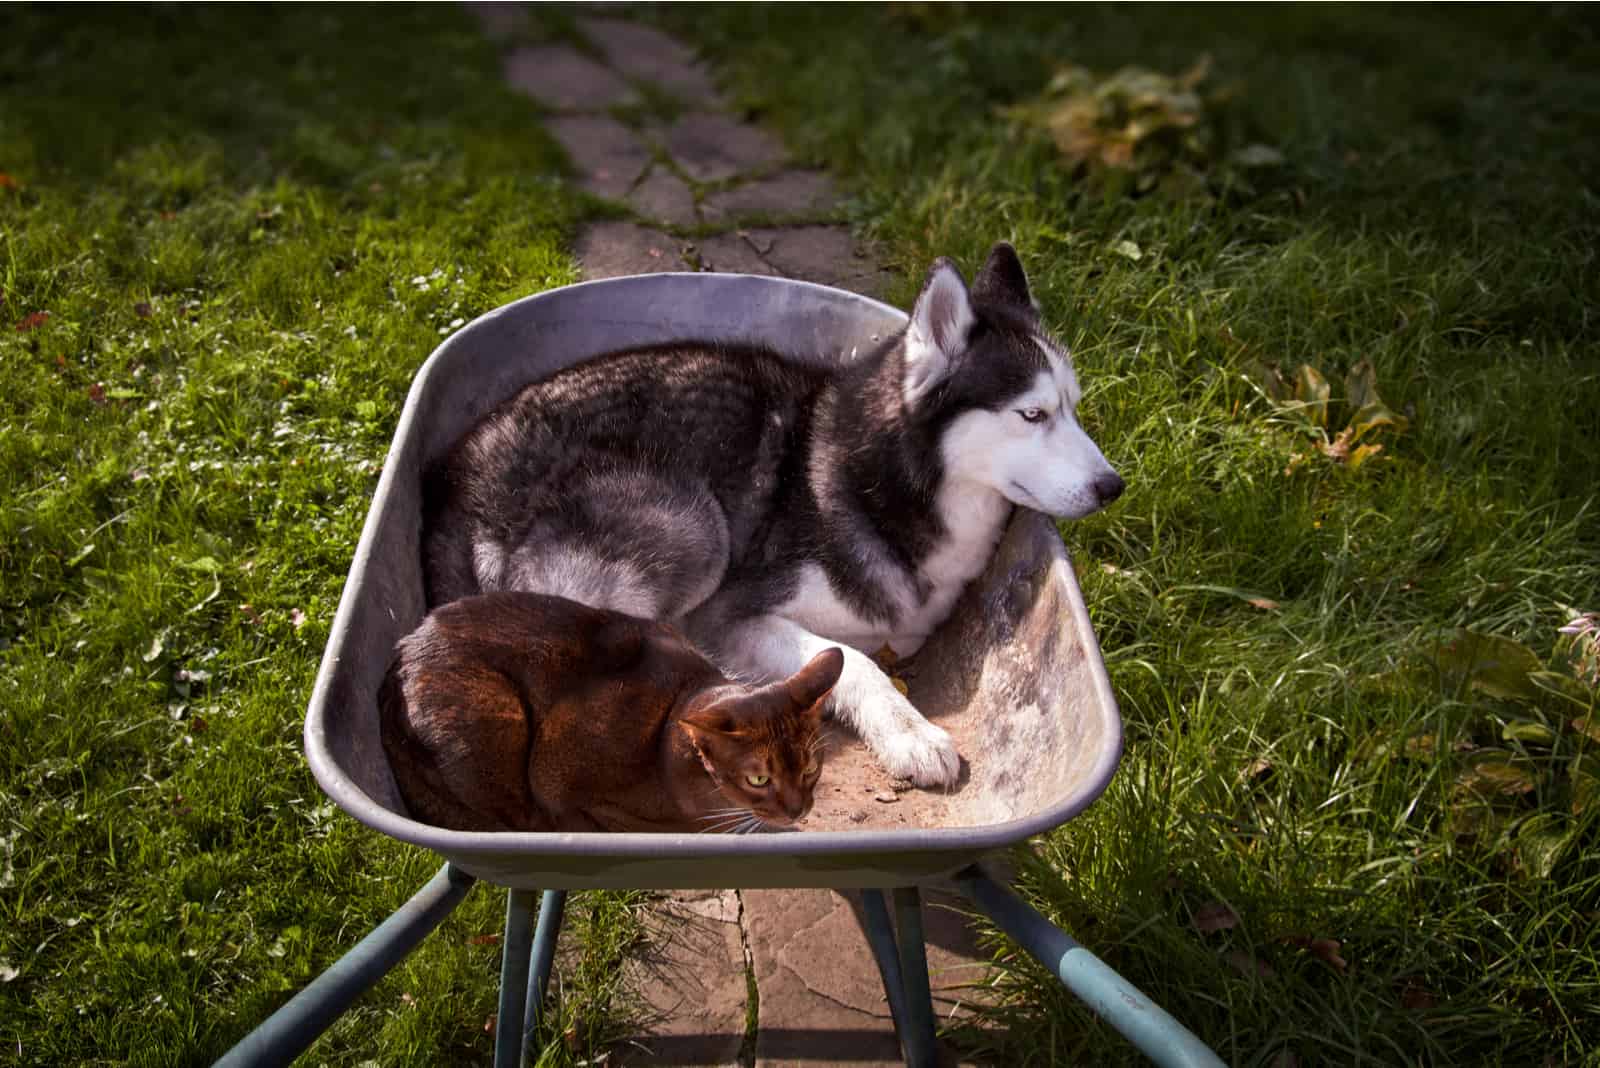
[904,257,976,406]
[971,242,1034,311]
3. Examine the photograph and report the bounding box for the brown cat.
[378,592,843,833]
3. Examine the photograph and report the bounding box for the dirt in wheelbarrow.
[797,651,985,833]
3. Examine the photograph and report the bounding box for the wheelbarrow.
[216,273,1223,1067]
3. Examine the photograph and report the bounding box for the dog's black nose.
[1094,473,1125,506]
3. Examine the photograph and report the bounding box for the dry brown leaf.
[14,311,48,331]
[1281,934,1348,973]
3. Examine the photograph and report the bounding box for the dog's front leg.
[715,614,961,789]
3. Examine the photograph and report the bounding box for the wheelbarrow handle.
[213,863,476,1068]
[953,865,1226,1068]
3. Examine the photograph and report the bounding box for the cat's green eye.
[746,773,770,788]
[804,758,820,776]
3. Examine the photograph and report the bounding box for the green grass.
[650,4,1600,1064]
[0,6,647,1065]
[6,4,1600,1066]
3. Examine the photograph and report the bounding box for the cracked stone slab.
[615,890,748,1066]
[743,887,1004,1067]
[628,168,700,228]
[744,888,903,1068]
[690,233,781,277]
[574,222,687,279]
[577,15,723,107]
[700,170,840,225]
[742,226,895,297]
[659,112,787,184]
[504,45,639,111]
[546,115,653,199]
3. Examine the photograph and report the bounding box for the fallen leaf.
[0,959,18,982]
[0,172,19,190]
[1246,596,1280,611]
[1317,425,1354,463]
[239,603,262,625]
[1572,716,1600,745]
[467,933,502,947]
[1238,757,1273,784]
[399,992,416,1007]
[1399,978,1436,1010]
[1455,759,1537,798]
[1192,901,1239,933]
[87,382,107,406]
[290,608,308,629]
[1433,630,1543,703]
[16,311,50,332]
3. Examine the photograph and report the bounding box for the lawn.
[3,4,1598,1067]
[652,5,1600,1064]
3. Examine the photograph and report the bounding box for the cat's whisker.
[696,806,751,820]
[698,810,758,834]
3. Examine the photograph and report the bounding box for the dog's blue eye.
[1018,408,1048,424]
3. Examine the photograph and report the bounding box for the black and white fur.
[423,243,1124,788]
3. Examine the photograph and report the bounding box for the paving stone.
[574,221,687,279]
[742,226,895,297]
[628,168,700,228]
[690,233,781,276]
[460,0,528,41]
[700,170,839,225]
[743,889,903,1068]
[742,887,1005,1067]
[615,890,749,1066]
[577,15,723,107]
[546,115,653,199]
[659,112,787,184]
[504,44,639,111]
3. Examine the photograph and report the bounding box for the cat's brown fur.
[379,592,843,833]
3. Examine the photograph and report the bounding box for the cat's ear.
[784,648,844,712]
[678,716,739,773]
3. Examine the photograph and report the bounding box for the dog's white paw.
[875,718,961,789]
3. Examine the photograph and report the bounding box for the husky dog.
[423,243,1123,788]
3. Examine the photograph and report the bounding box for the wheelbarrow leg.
[213,862,476,1068]
[523,889,569,1042]
[859,888,939,1068]
[494,889,537,1068]
[954,865,1225,1068]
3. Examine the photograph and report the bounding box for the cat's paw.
[875,718,961,789]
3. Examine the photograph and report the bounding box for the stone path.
[462,6,1002,1065]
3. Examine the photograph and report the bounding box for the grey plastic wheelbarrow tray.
[304,272,1123,891]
